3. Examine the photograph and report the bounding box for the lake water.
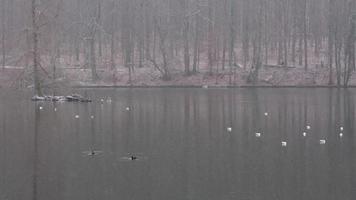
[1,88,356,200]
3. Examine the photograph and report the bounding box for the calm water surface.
[1,88,356,200]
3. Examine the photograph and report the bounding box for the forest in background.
[1,0,356,92]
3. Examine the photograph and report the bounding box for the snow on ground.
[61,64,351,87]
[0,68,25,88]
[1,52,355,88]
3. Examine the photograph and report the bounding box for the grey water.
[0,88,356,200]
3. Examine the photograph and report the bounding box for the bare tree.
[0,0,354,87]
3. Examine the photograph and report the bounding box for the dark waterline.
[0,88,355,200]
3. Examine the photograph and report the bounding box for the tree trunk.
[344,14,356,86]
[229,0,235,68]
[229,0,235,85]
[97,0,102,58]
[183,18,190,75]
[111,32,115,70]
[335,36,341,86]
[299,36,303,66]
[1,0,5,69]
[328,0,334,85]
[138,1,144,68]
[192,1,199,73]
[207,0,213,75]
[32,0,42,96]
[303,0,308,70]
[90,38,98,82]
[242,0,250,68]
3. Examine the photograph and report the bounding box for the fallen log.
[32,94,92,102]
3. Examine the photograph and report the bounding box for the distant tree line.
[0,0,356,94]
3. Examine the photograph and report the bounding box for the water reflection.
[33,104,39,200]
[0,88,356,200]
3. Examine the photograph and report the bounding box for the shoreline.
[4,64,356,89]
[71,84,356,89]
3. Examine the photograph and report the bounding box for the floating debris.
[90,115,95,119]
[227,127,232,132]
[100,99,105,103]
[54,108,57,112]
[255,132,261,137]
[66,94,91,102]
[319,140,326,144]
[202,85,209,89]
[75,115,80,119]
[340,126,344,131]
[264,112,269,116]
[339,133,343,137]
[306,125,311,130]
[107,98,112,103]
[126,107,131,111]
[302,132,307,137]
[281,141,287,147]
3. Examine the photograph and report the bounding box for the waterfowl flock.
[36,96,346,155]
[223,114,345,147]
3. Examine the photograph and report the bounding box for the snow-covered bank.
[63,65,356,88]
[2,63,356,88]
